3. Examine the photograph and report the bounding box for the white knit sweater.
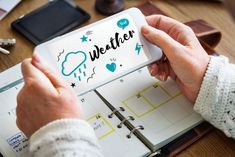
[29,56,235,157]
[194,56,235,138]
[29,119,103,157]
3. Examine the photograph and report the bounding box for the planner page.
[0,64,150,157]
[0,64,28,157]
[78,92,150,157]
[97,67,203,150]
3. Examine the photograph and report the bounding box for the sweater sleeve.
[29,119,103,157]
[194,56,235,138]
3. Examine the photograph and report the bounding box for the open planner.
[0,7,205,156]
[0,63,203,157]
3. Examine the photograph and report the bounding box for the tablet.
[11,0,90,45]
[34,8,162,95]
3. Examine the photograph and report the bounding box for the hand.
[16,55,83,138]
[141,15,210,102]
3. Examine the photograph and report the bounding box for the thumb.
[141,25,184,60]
[31,54,68,89]
[21,58,58,94]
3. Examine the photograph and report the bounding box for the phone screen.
[11,0,90,44]
[47,13,150,95]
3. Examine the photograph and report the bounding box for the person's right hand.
[141,15,210,102]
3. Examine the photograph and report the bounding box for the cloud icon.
[61,51,87,76]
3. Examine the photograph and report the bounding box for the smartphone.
[11,0,90,45]
[34,8,162,95]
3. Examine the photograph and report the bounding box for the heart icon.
[106,62,116,72]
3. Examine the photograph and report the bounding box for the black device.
[11,0,90,45]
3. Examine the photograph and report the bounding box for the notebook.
[0,63,203,157]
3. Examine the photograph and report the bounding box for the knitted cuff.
[29,119,98,153]
[194,56,228,123]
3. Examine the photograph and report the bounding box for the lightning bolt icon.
[135,43,142,55]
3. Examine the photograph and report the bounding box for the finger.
[148,63,159,76]
[146,15,186,32]
[154,74,162,81]
[145,15,195,42]
[154,73,168,81]
[150,61,170,81]
[32,55,67,89]
[141,25,184,60]
[161,73,168,81]
[21,58,32,80]
[21,59,57,93]
[157,63,170,81]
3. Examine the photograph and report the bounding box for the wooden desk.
[0,0,235,156]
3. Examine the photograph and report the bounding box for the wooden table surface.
[0,0,235,156]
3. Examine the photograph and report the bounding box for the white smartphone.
[34,8,162,95]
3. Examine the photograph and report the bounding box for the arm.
[17,56,103,156]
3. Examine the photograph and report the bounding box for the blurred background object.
[224,0,235,20]
[95,0,124,15]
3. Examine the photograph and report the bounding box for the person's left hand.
[16,55,83,138]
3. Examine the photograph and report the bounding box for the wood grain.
[0,0,234,156]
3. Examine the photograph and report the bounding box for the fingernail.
[160,75,165,81]
[33,55,40,63]
[163,75,168,81]
[141,26,149,35]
